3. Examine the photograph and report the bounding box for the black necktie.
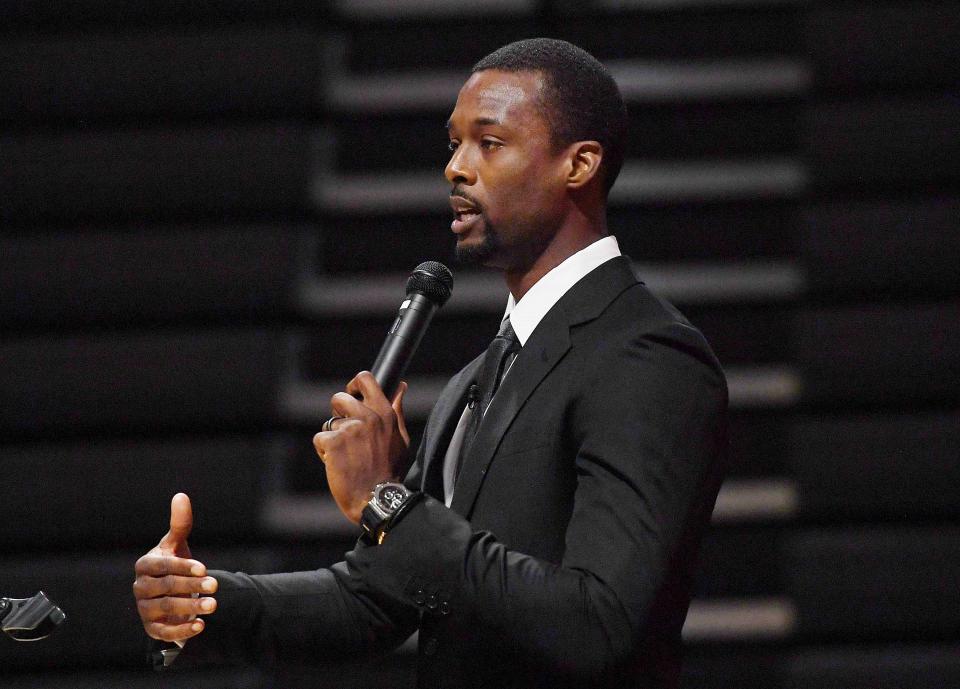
[476,316,520,414]
[461,316,520,461]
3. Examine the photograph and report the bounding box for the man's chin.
[454,236,497,267]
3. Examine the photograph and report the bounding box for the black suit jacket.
[184,256,728,689]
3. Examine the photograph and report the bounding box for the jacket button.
[426,594,438,611]
[439,600,451,615]
[413,589,426,606]
[423,637,438,656]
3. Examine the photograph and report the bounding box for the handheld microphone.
[370,261,454,398]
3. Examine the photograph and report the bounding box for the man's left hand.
[314,371,411,523]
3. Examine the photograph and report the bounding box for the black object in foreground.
[370,261,454,398]
[1,591,66,641]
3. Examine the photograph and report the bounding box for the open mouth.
[451,210,481,234]
[450,196,482,234]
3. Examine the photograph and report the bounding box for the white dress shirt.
[441,235,622,504]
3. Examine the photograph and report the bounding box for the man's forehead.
[450,70,543,125]
[475,82,527,112]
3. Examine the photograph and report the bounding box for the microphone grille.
[406,261,454,306]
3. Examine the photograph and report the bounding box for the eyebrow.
[445,116,503,130]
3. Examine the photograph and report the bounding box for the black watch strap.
[360,502,388,543]
[361,490,424,545]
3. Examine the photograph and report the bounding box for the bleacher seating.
[2,1,958,687]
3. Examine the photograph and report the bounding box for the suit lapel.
[419,356,482,499]
[450,257,640,517]
[449,310,571,516]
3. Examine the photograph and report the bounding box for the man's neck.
[504,219,607,302]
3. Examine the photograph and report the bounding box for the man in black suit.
[133,38,727,688]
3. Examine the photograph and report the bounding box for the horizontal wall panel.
[268,657,418,689]
[783,643,960,689]
[796,301,960,407]
[682,650,787,689]
[315,160,806,214]
[685,303,794,365]
[684,649,788,689]
[332,101,800,172]
[326,58,809,112]
[695,526,960,640]
[792,411,960,521]
[807,1,960,92]
[0,28,320,123]
[0,436,278,549]
[609,56,809,102]
[0,330,287,435]
[331,114,450,172]
[562,0,804,13]
[802,196,960,299]
[692,523,960,605]
[1,226,310,326]
[722,410,960,515]
[299,262,800,319]
[285,408,958,523]
[726,411,792,476]
[299,313,499,381]
[786,527,960,639]
[284,369,801,425]
[684,644,960,689]
[617,197,794,262]
[318,201,800,274]
[0,125,315,222]
[806,97,960,189]
[343,11,800,72]
[0,1,324,29]
[316,212,455,274]
[624,101,800,159]
[713,478,799,525]
[333,0,535,20]
[3,669,264,689]
[296,303,790,381]
[694,528,782,597]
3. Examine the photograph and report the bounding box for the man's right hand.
[133,493,218,642]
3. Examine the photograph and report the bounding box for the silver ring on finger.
[322,415,344,432]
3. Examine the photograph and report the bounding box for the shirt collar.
[503,235,622,346]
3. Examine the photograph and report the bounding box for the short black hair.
[471,38,628,195]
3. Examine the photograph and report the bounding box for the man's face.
[445,69,569,270]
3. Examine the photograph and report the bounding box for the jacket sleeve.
[173,557,419,668]
[173,444,431,667]
[340,321,727,678]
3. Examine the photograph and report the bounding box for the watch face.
[376,484,408,512]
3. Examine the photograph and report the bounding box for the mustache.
[450,186,484,213]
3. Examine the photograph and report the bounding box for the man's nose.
[445,146,476,186]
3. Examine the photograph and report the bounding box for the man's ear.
[565,141,603,190]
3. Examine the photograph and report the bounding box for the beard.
[454,214,556,274]
[454,216,503,267]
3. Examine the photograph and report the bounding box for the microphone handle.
[370,292,439,398]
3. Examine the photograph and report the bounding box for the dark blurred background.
[2,0,959,687]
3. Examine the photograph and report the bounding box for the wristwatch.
[361,482,419,544]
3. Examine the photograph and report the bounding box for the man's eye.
[481,139,502,150]
[447,141,459,152]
